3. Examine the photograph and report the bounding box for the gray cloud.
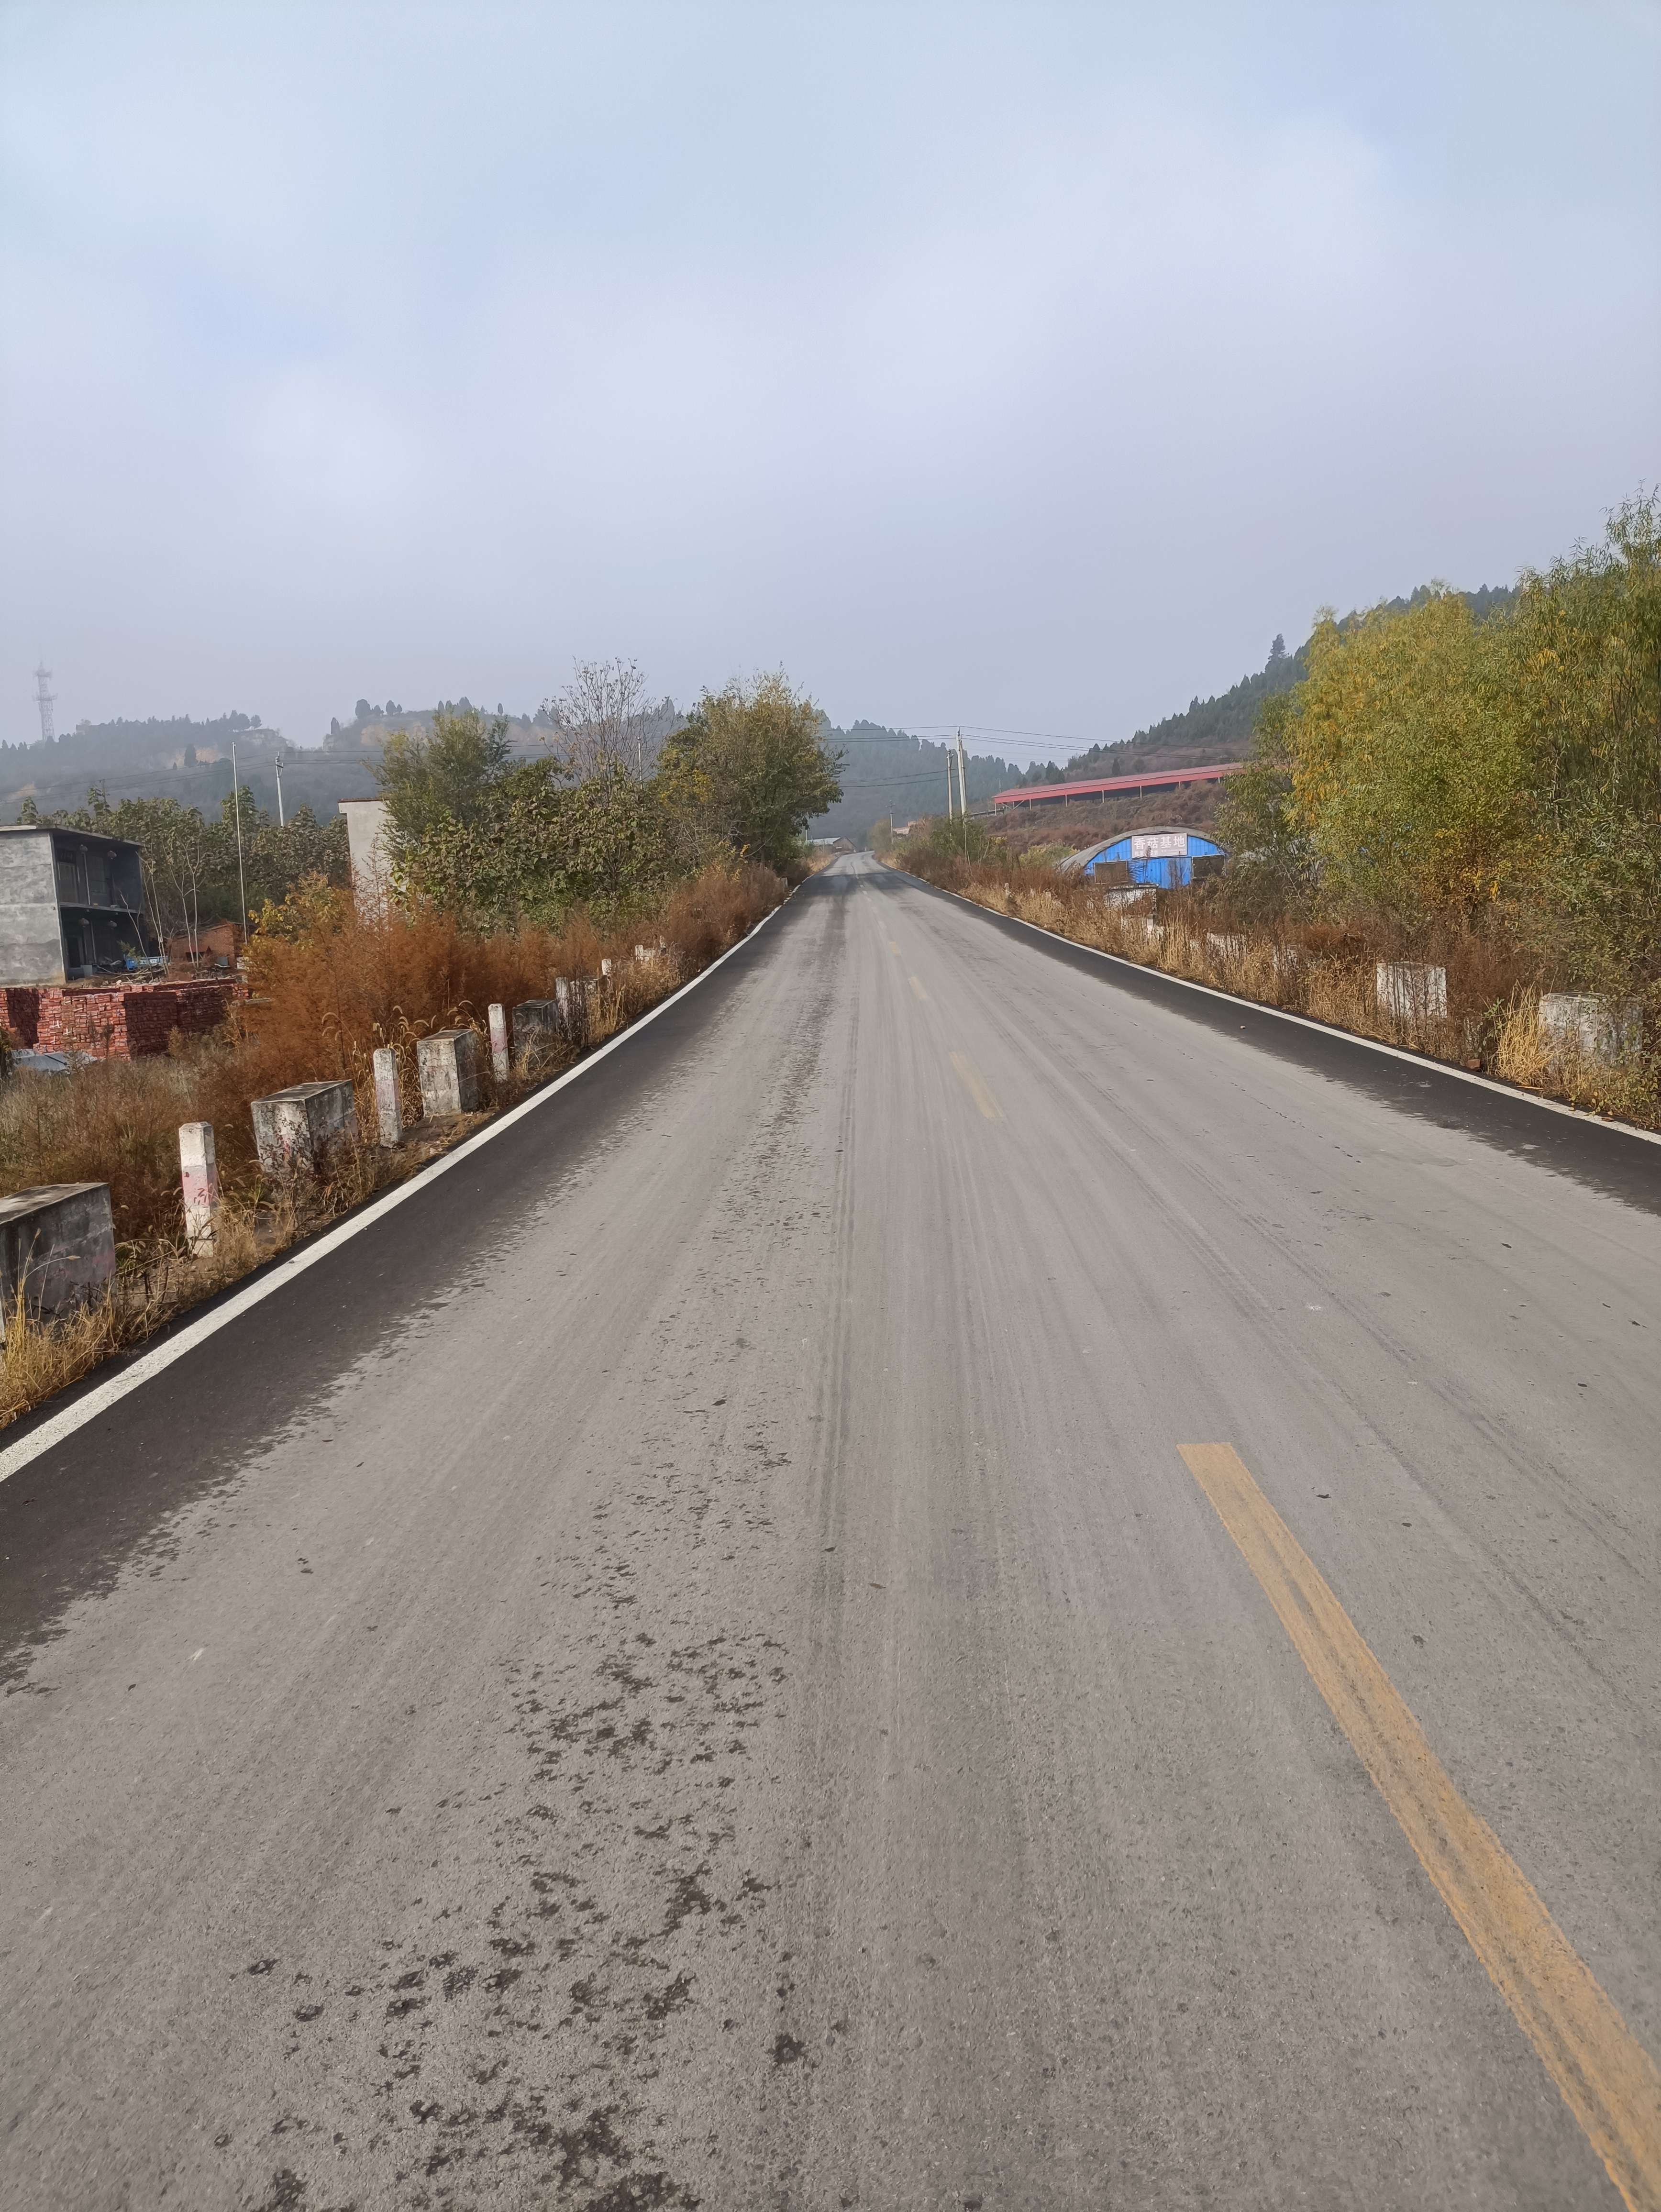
[2,0,1657,759]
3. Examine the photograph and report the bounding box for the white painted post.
[487,1002,509,1084]
[372,1046,402,1146]
[179,1122,219,1253]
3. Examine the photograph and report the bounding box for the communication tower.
[33,663,56,744]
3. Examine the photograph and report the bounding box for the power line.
[832,728,1019,752]
[902,734,1084,752]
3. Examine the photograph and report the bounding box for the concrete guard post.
[1539,993,1640,1064]
[0,1183,116,1340]
[252,1080,361,1177]
[417,1028,479,1117]
[512,999,562,1069]
[179,1122,220,1252]
[1376,962,1448,1025]
[372,1047,403,1146]
[487,1003,509,1085]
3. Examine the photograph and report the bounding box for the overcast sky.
[2,1,1657,761]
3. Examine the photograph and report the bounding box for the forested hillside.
[806,724,1019,844]
[1011,586,1519,791]
[0,709,270,776]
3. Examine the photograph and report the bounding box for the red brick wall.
[23,978,247,1060]
[0,987,41,1047]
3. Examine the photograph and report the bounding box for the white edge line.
[0,894,795,1484]
[897,866,1661,1151]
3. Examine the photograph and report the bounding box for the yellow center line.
[888,940,901,953]
[950,1051,1004,1121]
[1179,1442,1661,2212]
[908,975,929,1002]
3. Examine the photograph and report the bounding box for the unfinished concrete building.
[0,825,155,984]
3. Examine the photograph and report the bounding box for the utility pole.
[231,742,248,938]
[273,753,286,829]
[33,663,56,744]
[946,748,956,818]
[956,730,970,821]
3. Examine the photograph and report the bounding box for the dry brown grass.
[0,1190,272,1431]
[893,848,1660,1128]
[1490,994,1660,1125]
[0,860,788,1430]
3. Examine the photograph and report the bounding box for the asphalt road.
[3,853,1659,2212]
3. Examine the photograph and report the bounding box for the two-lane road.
[3,854,1658,2210]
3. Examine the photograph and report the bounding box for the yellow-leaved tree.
[1279,589,1534,931]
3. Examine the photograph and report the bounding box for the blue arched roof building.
[1060,826,1226,890]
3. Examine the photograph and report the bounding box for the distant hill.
[1031,637,1305,788]
[319,697,553,755]
[1,708,269,779]
[1012,584,1519,790]
[806,723,1020,844]
[1,697,563,828]
[16,594,1519,842]
[0,710,304,824]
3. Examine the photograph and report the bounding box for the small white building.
[337,798,392,911]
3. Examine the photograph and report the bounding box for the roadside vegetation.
[21,785,350,951]
[0,670,840,1429]
[893,494,1661,1128]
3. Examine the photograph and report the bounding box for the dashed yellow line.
[908,975,929,1002]
[1179,1441,1661,2212]
[950,1051,1003,1121]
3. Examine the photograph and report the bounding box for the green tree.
[1214,703,1316,918]
[1292,589,1532,929]
[1223,589,1532,933]
[925,811,995,862]
[376,706,514,851]
[1217,491,1661,987]
[1512,491,1661,987]
[404,758,678,929]
[658,673,842,870]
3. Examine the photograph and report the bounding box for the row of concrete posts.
[2,963,677,1327]
[244,987,609,1203]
